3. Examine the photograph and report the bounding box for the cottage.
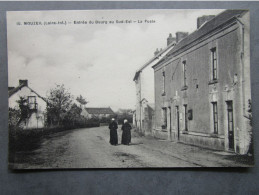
[8,80,47,129]
[84,107,115,119]
[152,10,251,154]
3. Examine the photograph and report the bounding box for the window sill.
[182,130,188,134]
[208,80,218,85]
[210,133,219,138]
[181,86,188,91]
[161,125,167,130]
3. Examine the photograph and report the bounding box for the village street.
[13,126,252,169]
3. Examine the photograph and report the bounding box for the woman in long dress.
[109,118,118,145]
[121,119,132,145]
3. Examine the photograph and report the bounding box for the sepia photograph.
[7,9,253,169]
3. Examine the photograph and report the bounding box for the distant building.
[140,98,155,135]
[8,79,47,129]
[133,36,176,134]
[84,107,115,119]
[152,10,251,154]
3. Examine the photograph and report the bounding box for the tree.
[8,97,30,129]
[76,95,88,108]
[17,97,29,120]
[65,103,82,126]
[46,84,72,126]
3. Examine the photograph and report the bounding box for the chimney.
[167,33,176,46]
[19,79,28,86]
[176,32,189,43]
[154,48,160,56]
[197,15,215,29]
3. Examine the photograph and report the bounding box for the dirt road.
[13,126,252,169]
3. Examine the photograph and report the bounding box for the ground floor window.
[162,107,167,129]
[184,104,188,131]
[212,102,218,134]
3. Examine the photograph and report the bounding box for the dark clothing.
[121,123,132,145]
[109,121,118,145]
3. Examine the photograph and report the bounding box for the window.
[162,107,167,129]
[28,96,37,110]
[162,71,165,95]
[212,102,218,134]
[183,61,187,87]
[184,104,188,131]
[211,48,217,80]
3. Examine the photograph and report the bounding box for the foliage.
[8,97,30,128]
[63,103,82,126]
[17,96,30,120]
[8,108,21,128]
[46,84,73,126]
[115,109,133,124]
[76,95,88,107]
[247,99,253,156]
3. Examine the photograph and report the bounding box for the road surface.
[13,126,251,169]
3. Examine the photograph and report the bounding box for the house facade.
[9,80,47,129]
[152,10,251,154]
[133,36,176,134]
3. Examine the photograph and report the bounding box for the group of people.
[108,118,132,146]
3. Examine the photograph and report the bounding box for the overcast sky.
[7,9,223,111]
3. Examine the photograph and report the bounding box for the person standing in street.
[109,118,118,145]
[121,119,132,145]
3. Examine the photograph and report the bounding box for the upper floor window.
[162,71,166,95]
[183,60,187,87]
[211,47,217,80]
[28,96,37,110]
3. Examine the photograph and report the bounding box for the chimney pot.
[167,33,176,46]
[176,32,189,43]
[19,79,28,86]
[197,15,215,29]
[154,48,160,56]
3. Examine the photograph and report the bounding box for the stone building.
[133,36,176,134]
[8,79,47,129]
[152,10,251,154]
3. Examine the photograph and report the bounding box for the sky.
[7,9,223,111]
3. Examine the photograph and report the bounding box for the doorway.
[226,101,234,150]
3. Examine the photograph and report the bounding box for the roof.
[133,41,176,81]
[148,103,155,110]
[153,9,248,69]
[85,107,114,115]
[8,83,27,97]
[8,83,47,102]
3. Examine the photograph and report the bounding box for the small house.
[8,80,47,129]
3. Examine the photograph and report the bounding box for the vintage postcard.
[7,9,253,169]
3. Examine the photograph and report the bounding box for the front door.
[176,106,180,141]
[227,101,234,150]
